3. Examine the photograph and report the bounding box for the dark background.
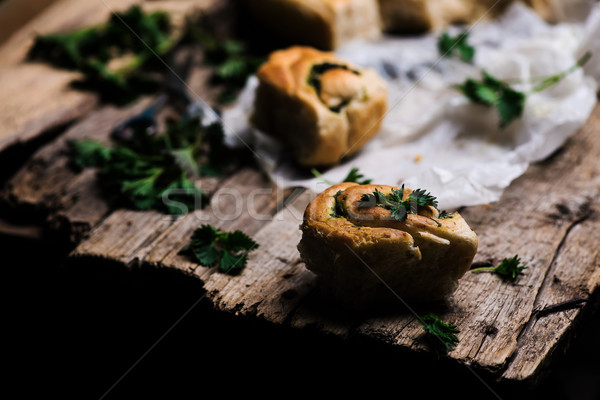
[3,231,599,399]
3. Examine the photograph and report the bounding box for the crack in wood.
[533,297,588,318]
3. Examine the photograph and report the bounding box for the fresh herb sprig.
[456,52,592,127]
[180,225,259,274]
[29,6,177,104]
[342,167,373,185]
[438,31,475,62]
[311,167,372,186]
[471,255,527,281]
[456,71,526,128]
[419,313,460,356]
[359,185,438,221]
[69,117,233,214]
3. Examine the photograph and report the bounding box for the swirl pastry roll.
[244,0,381,50]
[298,183,478,310]
[252,46,388,166]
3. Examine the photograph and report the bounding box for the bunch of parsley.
[28,6,176,104]
[69,117,233,214]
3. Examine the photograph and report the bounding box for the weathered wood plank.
[352,104,600,376]
[1,99,152,240]
[69,167,297,276]
[62,104,600,386]
[139,167,292,270]
[0,0,59,45]
[200,189,316,324]
[0,0,216,156]
[501,118,600,382]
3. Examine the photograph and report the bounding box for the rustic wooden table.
[1,0,598,393]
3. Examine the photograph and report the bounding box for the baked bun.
[298,183,478,310]
[378,0,514,33]
[244,0,381,50]
[252,46,388,167]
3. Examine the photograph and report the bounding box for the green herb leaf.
[419,313,460,356]
[471,255,527,281]
[199,35,265,104]
[183,225,259,274]
[342,167,372,184]
[456,71,527,128]
[330,190,345,218]
[28,6,176,104]
[437,210,454,219]
[438,32,475,62]
[311,167,372,186]
[69,116,231,214]
[67,139,112,169]
[358,186,439,221]
[408,188,438,208]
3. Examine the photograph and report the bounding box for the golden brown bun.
[378,0,516,33]
[244,0,381,50]
[298,183,478,310]
[252,46,388,167]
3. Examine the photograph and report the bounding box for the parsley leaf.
[28,6,177,104]
[456,71,526,128]
[471,255,527,281]
[68,116,233,214]
[181,225,259,274]
[419,313,460,356]
[438,32,475,62]
[358,186,438,221]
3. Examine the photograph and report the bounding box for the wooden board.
[61,104,600,386]
[0,0,216,157]
[1,0,599,390]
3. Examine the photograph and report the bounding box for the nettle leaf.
[419,313,460,356]
[359,186,442,222]
[342,167,372,185]
[497,87,526,128]
[28,6,175,104]
[182,225,259,274]
[221,230,258,252]
[438,32,475,62]
[471,255,527,281]
[68,110,231,214]
[408,188,438,208]
[456,71,527,127]
[68,139,112,168]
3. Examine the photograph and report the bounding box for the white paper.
[223,3,599,210]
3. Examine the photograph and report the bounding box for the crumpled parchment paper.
[222,3,600,209]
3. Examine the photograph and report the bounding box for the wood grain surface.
[0,0,215,157]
